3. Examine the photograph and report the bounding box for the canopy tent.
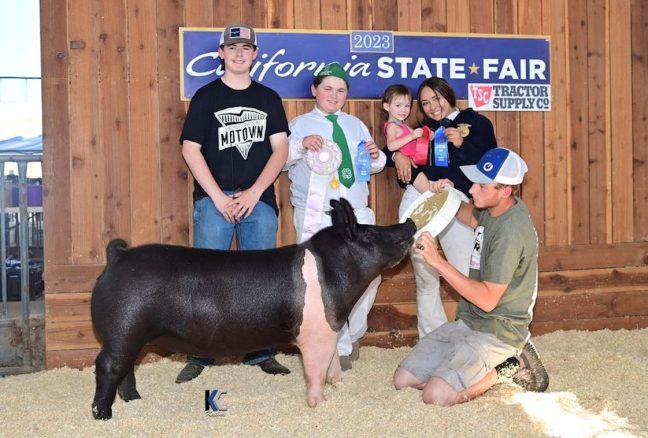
[0,135,43,154]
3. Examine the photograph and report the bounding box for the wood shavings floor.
[1,328,646,437]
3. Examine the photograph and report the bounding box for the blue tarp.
[0,135,43,154]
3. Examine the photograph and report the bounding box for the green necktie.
[325,114,355,188]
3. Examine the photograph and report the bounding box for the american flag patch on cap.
[231,27,251,39]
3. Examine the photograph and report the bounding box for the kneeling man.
[393,147,549,406]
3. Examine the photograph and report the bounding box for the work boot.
[175,362,205,383]
[495,356,521,383]
[512,340,549,392]
[339,355,352,371]
[257,357,291,375]
[350,341,360,362]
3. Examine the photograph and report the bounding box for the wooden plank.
[267,0,294,28]
[446,0,470,33]
[363,316,648,348]
[294,0,321,29]
[321,0,345,30]
[184,0,213,26]
[68,0,104,263]
[40,0,73,267]
[183,1,215,248]
[378,265,648,303]
[278,100,297,246]
[46,346,172,370]
[494,0,520,152]
[127,0,161,245]
[470,0,494,34]
[44,264,105,293]
[517,0,545,243]
[212,0,241,26]
[538,268,648,297]
[539,242,648,271]
[368,246,648,285]
[373,0,398,30]
[294,0,321,28]
[368,302,457,331]
[494,0,514,32]
[631,0,648,242]
[45,292,91,323]
[368,288,648,334]
[344,0,365,30]
[530,316,648,336]
[421,0,446,33]
[98,0,132,246]
[362,329,418,348]
[566,0,590,244]
[276,173,296,245]
[587,0,610,244]
[609,0,634,242]
[397,0,422,31]
[533,290,648,321]
[158,0,192,245]
[542,0,570,245]
[243,0,266,28]
[47,320,101,351]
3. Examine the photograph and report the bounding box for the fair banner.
[180,28,551,111]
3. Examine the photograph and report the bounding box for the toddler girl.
[382,84,430,193]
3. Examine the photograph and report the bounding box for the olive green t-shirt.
[456,197,538,350]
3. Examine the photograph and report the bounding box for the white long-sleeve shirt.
[285,106,386,211]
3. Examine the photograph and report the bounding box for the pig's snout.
[402,218,417,239]
[399,218,417,248]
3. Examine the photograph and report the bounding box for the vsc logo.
[205,389,228,416]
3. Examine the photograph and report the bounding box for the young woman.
[393,77,497,339]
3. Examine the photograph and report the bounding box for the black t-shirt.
[180,79,289,214]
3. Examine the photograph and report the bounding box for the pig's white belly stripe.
[296,249,333,342]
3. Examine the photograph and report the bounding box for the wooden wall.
[41,0,648,368]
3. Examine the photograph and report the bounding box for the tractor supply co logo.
[205,389,228,416]
[215,107,267,159]
[468,83,551,111]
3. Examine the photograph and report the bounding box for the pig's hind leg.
[117,370,141,402]
[92,338,145,420]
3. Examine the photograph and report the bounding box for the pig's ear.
[331,198,358,240]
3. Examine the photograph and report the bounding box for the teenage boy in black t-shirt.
[177,23,290,382]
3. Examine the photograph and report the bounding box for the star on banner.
[469,62,480,74]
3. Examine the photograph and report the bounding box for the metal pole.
[17,161,32,367]
[0,161,7,319]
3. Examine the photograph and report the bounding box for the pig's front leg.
[298,332,337,407]
[296,248,339,407]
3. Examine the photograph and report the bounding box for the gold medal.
[457,123,471,138]
[330,175,340,189]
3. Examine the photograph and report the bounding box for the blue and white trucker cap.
[460,147,528,185]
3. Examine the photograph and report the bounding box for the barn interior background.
[39,0,648,369]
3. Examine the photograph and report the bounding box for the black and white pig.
[90,198,416,420]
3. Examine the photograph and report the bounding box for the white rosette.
[306,139,342,175]
[301,139,342,242]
